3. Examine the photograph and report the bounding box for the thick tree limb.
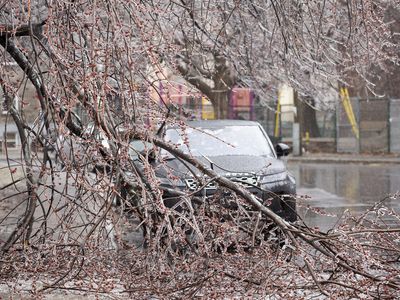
[0,79,38,252]
[130,129,399,292]
[0,21,46,38]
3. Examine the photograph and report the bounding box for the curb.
[287,155,400,164]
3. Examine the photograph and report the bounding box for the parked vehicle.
[128,120,297,222]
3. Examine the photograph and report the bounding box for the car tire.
[280,195,297,222]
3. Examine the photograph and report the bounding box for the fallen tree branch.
[130,129,399,293]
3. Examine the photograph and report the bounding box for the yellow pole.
[305,131,310,145]
[340,87,359,139]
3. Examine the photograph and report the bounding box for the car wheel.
[280,195,297,222]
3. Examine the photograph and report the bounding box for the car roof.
[179,119,261,128]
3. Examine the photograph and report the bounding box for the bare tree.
[163,1,399,114]
[0,0,399,298]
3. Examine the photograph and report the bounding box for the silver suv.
[128,120,297,222]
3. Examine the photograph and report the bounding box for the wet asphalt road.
[287,161,400,231]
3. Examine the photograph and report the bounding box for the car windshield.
[163,125,273,158]
[129,140,153,160]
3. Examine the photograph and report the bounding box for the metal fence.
[390,99,400,153]
[153,94,399,154]
[255,97,400,154]
[337,97,359,153]
[337,97,400,154]
[359,98,389,153]
[252,105,277,138]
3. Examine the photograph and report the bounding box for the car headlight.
[259,171,288,184]
[288,173,296,184]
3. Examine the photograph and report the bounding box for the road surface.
[288,161,400,231]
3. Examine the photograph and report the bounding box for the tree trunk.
[211,90,230,119]
[209,55,235,119]
[295,96,320,137]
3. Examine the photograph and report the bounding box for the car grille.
[185,173,258,191]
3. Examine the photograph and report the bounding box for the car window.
[162,125,273,157]
[129,140,153,159]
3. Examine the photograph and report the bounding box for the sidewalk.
[287,152,400,164]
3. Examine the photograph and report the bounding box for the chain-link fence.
[336,97,360,153]
[252,105,277,139]
[390,99,400,153]
[150,94,398,154]
[231,103,335,145]
[337,97,400,154]
[253,98,398,154]
[359,98,389,153]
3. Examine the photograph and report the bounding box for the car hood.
[155,155,287,178]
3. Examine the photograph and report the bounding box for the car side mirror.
[275,143,291,157]
[147,148,157,163]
